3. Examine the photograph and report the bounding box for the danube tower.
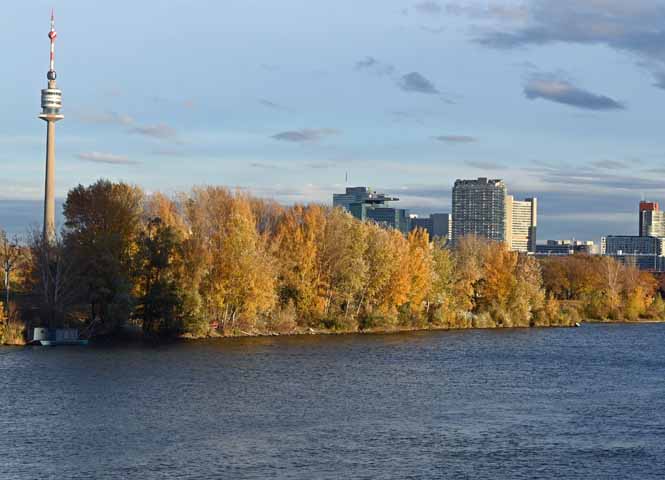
[39,11,63,242]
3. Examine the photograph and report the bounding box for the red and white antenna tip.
[48,10,57,40]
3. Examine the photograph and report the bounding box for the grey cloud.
[540,168,664,191]
[652,72,665,90]
[259,99,291,111]
[129,124,178,140]
[445,3,529,22]
[414,1,442,15]
[434,135,477,143]
[467,0,665,86]
[590,159,629,170]
[524,75,625,110]
[271,128,340,143]
[398,72,440,94]
[354,57,395,76]
[77,152,137,165]
[306,161,336,169]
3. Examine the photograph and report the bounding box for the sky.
[3,0,665,240]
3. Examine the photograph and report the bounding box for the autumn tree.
[188,188,276,333]
[0,231,22,313]
[318,208,368,329]
[135,217,185,335]
[63,179,144,331]
[27,231,79,329]
[404,228,432,324]
[274,205,326,324]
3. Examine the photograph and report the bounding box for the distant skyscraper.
[639,201,665,237]
[452,178,536,253]
[506,196,537,253]
[333,187,409,233]
[410,213,452,241]
[452,178,507,244]
[39,11,64,242]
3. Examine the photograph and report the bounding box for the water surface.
[1,324,664,479]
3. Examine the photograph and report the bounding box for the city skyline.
[4,1,665,240]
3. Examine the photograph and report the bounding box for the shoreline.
[4,318,665,347]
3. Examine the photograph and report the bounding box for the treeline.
[3,179,663,342]
[540,255,664,321]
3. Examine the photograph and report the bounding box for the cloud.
[445,3,529,22]
[398,72,440,94]
[590,159,629,170]
[433,135,477,143]
[129,124,178,140]
[523,75,625,110]
[354,57,396,76]
[463,0,665,87]
[271,128,340,143]
[466,160,503,170]
[259,99,291,111]
[414,1,442,15]
[77,152,137,165]
[77,111,135,126]
[305,161,336,169]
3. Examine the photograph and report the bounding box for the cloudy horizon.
[3,0,665,241]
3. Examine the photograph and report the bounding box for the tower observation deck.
[39,11,63,242]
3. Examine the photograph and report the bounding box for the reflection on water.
[1,324,664,479]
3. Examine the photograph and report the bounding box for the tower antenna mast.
[39,10,64,242]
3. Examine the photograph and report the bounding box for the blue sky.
[3,0,665,240]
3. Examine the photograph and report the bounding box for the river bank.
[3,323,664,479]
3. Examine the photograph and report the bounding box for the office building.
[333,187,398,212]
[452,178,536,253]
[506,196,537,253]
[602,235,665,256]
[410,213,452,241]
[352,203,410,233]
[333,187,409,233]
[536,240,598,256]
[452,178,507,244]
[639,201,665,237]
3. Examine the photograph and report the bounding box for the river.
[1,323,664,479]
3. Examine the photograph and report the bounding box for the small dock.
[29,328,88,346]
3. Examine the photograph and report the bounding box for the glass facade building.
[452,178,507,244]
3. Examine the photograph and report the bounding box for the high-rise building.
[352,203,410,233]
[452,178,507,244]
[333,187,409,233]
[639,201,665,237]
[452,178,536,252]
[431,213,453,241]
[333,187,398,212]
[410,213,452,241]
[39,11,64,242]
[506,197,537,253]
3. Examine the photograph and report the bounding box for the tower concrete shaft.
[39,11,63,243]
